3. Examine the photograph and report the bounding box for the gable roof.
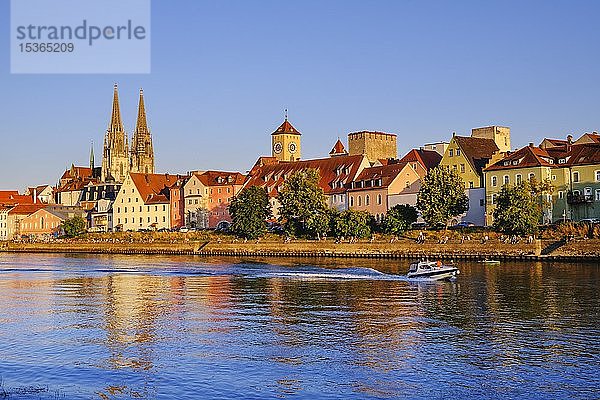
[454,136,499,174]
[575,132,600,144]
[129,173,184,204]
[348,162,411,190]
[399,149,442,172]
[244,154,367,196]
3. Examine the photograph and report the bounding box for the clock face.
[288,142,297,153]
[273,142,283,154]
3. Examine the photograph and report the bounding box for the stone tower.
[101,84,130,182]
[471,126,511,153]
[347,131,397,162]
[271,114,301,162]
[130,88,155,174]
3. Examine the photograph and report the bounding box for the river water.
[0,253,598,399]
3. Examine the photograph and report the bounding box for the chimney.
[567,134,573,144]
[529,142,534,148]
[33,188,37,204]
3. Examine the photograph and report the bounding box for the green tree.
[383,204,418,235]
[416,166,469,227]
[229,186,271,239]
[278,169,330,237]
[332,210,372,238]
[493,181,543,235]
[62,216,86,238]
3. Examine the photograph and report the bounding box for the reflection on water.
[0,253,598,399]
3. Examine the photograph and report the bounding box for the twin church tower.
[101,84,155,182]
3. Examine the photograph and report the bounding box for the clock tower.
[271,115,301,162]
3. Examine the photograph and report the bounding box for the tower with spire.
[101,84,130,182]
[129,88,155,174]
[271,110,301,162]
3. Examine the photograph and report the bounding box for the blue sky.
[2,0,600,190]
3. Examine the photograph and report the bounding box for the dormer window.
[503,161,510,166]
[512,160,519,166]
[559,158,566,164]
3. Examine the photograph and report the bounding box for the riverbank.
[2,233,600,261]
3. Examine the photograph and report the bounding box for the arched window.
[350,196,354,207]
[377,194,382,205]
[358,196,362,206]
[365,195,370,206]
[491,176,497,187]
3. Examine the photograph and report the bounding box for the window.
[469,181,474,189]
[139,206,142,212]
[573,171,580,183]
[503,175,509,185]
[552,175,556,181]
[585,187,592,196]
[358,196,362,206]
[350,196,354,207]
[479,199,484,207]
[453,165,457,171]
[596,171,600,182]
[449,149,454,157]
[460,164,465,173]
[516,174,522,185]
[377,194,382,205]
[163,205,166,211]
[405,181,410,188]
[125,218,128,223]
[529,173,535,181]
[456,149,461,156]
[117,207,120,213]
[365,195,370,206]
[558,191,564,200]
[491,176,497,187]
[124,207,127,213]
[596,189,600,202]
[163,216,166,222]
[491,194,497,205]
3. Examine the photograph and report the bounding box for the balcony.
[567,191,593,205]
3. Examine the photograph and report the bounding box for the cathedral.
[101,84,155,183]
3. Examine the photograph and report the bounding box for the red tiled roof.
[454,136,499,173]
[485,145,557,171]
[244,154,367,196]
[7,204,46,215]
[272,119,301,135]
[61,166,92,180]
[329,139,347,155]
[399,149,442,171]
[348,162,409,190]
[0,191,33,206]
[195,171,246,186]
[566,143,600,166]
[130,173,183,204]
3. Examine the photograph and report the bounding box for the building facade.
[113,173,182,231]
[183,171,245,229]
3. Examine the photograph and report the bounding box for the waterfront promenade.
[2,231,600,261]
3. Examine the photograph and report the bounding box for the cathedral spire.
[90,140,95,170]
[135,88,149,134]
[130,87,155,174]
[108,83,124,133]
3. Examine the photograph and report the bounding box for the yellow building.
[484,139,600,223]
[439,133,500,189]
[113,172,181,231]
[484,144,558,225]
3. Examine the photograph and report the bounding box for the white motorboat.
[407,260,460,281]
